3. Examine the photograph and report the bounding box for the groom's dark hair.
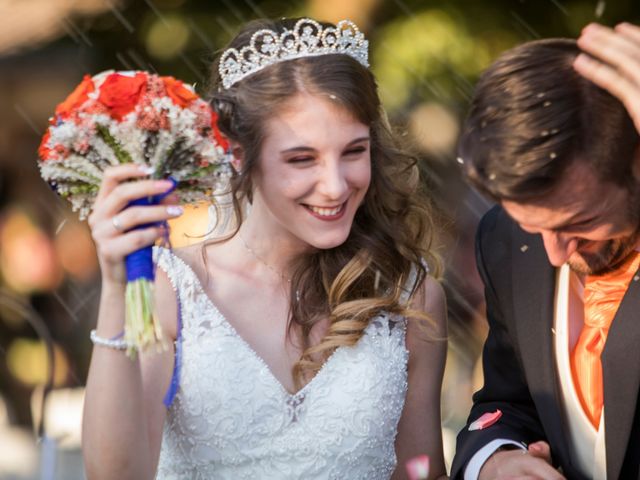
[459,38,639,202]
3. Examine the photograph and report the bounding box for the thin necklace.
[239,234,292,284]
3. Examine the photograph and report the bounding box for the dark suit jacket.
[450,206,640,480]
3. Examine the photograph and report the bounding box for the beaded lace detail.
[154,247,411,479]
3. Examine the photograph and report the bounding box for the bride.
[82,17,447,480]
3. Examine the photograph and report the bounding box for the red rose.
[163,77,199,107]
[55,74,94,119]
[98,72,147,120]
[210,110,229,151]
[38,129,51,160]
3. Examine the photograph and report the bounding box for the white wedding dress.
[154,247,412,479]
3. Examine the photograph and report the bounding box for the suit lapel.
[602,267,640,479]
[510,224,573,467]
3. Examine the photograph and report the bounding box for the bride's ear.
[227,141,244,173]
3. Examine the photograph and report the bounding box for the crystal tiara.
[218,18,369,90]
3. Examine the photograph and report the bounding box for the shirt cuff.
[463,438,526,480]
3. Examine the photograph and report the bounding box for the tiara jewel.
[219,18,369,90]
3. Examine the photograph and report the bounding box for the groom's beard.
[568,187,640,276]
[569,235,640,276]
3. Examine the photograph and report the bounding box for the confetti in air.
[406,455,430,480]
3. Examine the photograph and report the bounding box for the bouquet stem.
[124,277,164,357]
[122,180,175,357]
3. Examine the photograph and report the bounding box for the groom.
[451,23,640,480]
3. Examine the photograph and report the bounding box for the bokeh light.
[168,202,212,247]
[6,338,69,387]
[145,14,191,61]
[54,220,98,282]
[0,208,63,294]
[409,101,460,157]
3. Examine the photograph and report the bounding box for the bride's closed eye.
[286,156,315,164]
[343,146,367,157]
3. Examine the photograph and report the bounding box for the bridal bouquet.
[38,70,230,355]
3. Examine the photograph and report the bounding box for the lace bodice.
[154,247,411,479]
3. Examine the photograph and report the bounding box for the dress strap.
[154,246,190,294]
[153,246,183,408]
[162,296,182,408]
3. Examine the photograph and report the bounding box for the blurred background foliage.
[0,0,639,478]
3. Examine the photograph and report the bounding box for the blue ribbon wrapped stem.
[123,177,177,357]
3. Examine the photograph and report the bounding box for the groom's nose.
[540,230,578,266]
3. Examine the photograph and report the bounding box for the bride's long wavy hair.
[207,18,441,388]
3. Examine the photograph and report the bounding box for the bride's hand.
[574,22,640,133]
[88,164,183,286]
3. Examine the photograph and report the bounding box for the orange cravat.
[571,251,640,428]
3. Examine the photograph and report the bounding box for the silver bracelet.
[90,329,130,351]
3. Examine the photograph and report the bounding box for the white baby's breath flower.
[90,135,119,166]
[91,113,112,125]
[112,115,146,163]
[150,130,175,169]
[63,155,103,181]
[49,122,79,147]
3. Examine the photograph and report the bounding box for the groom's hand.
[574,22,640,134]
[478,441,565,480]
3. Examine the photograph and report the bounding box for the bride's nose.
[317,159,348,200]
